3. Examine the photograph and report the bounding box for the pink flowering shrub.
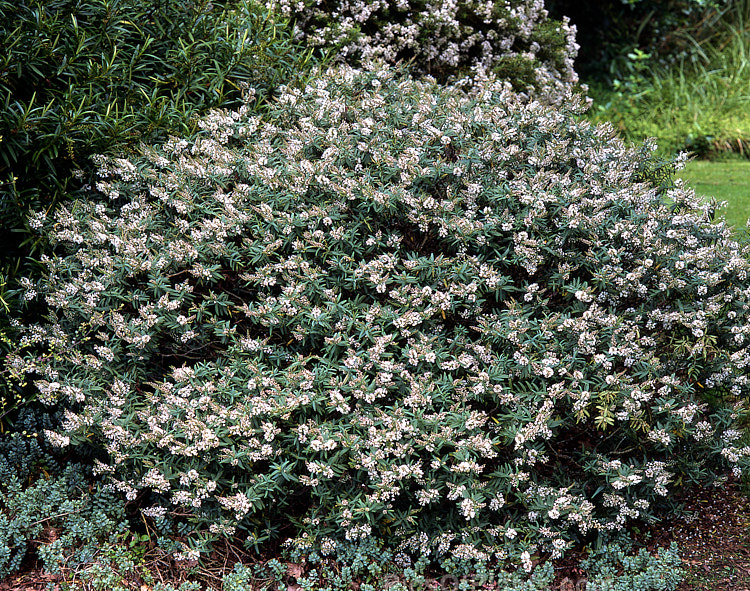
[10,63,750,566]
[266,0,579,99]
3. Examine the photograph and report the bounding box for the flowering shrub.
[10,63,750,566]
[266,0,579,98]
[0,0,316,421]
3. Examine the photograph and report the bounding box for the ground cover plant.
[0,406,131,583]
[8,61,750,584]
[265,0,580,99]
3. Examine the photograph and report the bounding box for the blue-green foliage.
[220,537,681,591]
[0,411,128,579]
[581,541,683,591]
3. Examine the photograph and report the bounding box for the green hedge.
[0,0,313,246]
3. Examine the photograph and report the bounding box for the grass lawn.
[677,160,750,231]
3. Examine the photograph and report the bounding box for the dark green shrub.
[10,63,750,568]
[0,0,312,241]
[265,0,579,98]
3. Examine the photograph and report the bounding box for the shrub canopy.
[266,0,579,99]
[11,63,750,564]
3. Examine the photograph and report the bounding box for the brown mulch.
[0,570,62,591]
[658,478,750,591]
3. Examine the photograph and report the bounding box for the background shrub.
[11,63,750,567]
[265,0,579,98]
[0,0,311,248]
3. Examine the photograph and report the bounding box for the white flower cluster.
[13,62,750,568]
[265,0,579,100]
